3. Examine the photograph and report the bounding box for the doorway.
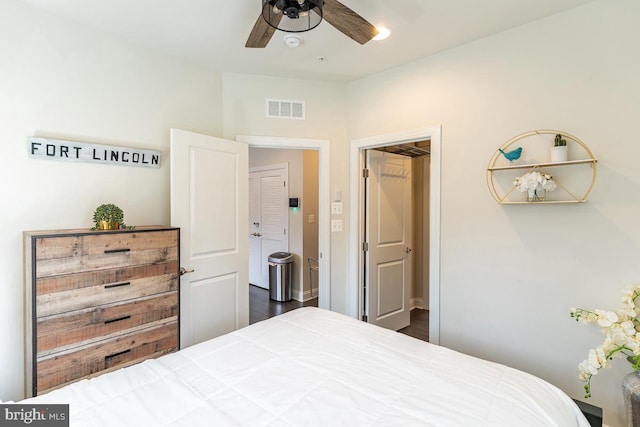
[248,150,318,303]
[349,126,442,344]
[237,135,331,311]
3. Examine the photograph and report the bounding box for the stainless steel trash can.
[268,252,293,302]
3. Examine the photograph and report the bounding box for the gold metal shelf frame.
[486,129,597,204]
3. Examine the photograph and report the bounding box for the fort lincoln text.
[29,137,161,169]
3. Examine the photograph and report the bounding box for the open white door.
[170,128,248,348]
[365,149,412,330]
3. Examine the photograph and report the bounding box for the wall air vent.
[266,99,305,120]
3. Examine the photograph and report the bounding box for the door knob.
[405,247,412,254]
[179,267,195,276]
[251,232,262,237]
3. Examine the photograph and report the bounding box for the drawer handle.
[104,315,131,325]
[104,248,130,254]
[105,349,131,362]
[104,282,131,289]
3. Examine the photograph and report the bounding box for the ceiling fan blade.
[322,0,379,45]
[245,13,283,48]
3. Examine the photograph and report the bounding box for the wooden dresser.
[24,226,180,397]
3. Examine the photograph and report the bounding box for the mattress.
[22,307,588,426]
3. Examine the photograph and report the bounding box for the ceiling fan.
[246,0,379,48]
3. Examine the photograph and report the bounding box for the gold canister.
[98,220,119,230]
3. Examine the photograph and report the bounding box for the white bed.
[22,307,588,426]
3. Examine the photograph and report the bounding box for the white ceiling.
[20,0,596,82]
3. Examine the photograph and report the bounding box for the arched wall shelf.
[487,129,597,204]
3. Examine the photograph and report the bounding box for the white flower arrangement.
[570,284,640,398]
[513,171,557,193]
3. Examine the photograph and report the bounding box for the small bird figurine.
[498,147,522,162]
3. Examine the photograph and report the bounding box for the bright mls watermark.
[0,404,68,427]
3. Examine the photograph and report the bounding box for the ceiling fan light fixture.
[262,0,323,33]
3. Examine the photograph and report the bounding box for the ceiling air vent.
[266,99,305,120]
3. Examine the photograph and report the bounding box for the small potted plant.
[92,203,125,230]
[551,134,568,163]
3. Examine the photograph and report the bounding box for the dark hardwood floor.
[249,285,430,342]
[249,284,318,324]
[398,308,429,342]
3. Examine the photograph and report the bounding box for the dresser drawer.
[36,260,177,296]
[37,292,178,355]
[36,272,177,317]
[34,230,178,278]
[36,321,178,395]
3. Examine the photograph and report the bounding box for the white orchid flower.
[542,178,557,191]
[587,348,604,370]
[595,309,618,327]
[572,284,640,398]
[621,320,636,336]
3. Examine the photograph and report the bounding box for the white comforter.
[23,307,588,426]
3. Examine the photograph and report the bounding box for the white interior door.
[248,166,288,289]
[248,174,261,286]
[365,149,412,330]
[170,128,248,348]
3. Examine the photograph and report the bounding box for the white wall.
[0,0,221,401]
[346,1,639,425]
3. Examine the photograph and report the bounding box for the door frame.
[349,125,442,344]
[237,135,330,310]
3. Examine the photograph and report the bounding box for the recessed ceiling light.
[373,27,391,41]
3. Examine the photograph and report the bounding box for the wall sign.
[28,137,161,168]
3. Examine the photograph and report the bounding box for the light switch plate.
[308,214,315,223]
[331,219,343,232]
[331,202,343,215]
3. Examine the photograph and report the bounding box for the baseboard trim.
[298,288,319,302]
[410,298,426,310]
